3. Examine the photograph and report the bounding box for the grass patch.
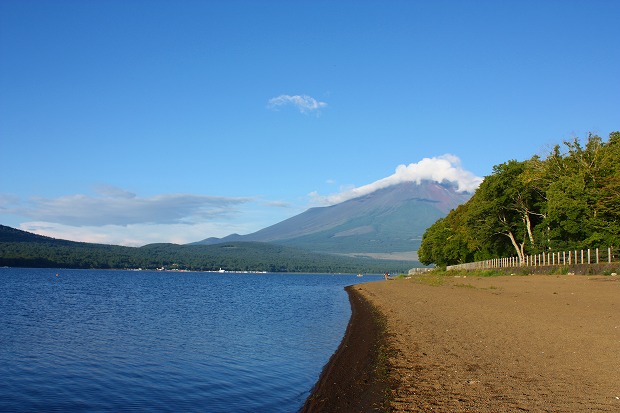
[431,268,505,277]
[454,282,476,289]
[410,273,446,286]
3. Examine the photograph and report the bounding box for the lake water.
[0,268,382,412]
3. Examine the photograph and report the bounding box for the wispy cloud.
[8,185,252,227]
[18,221,257,247]
[267,94,327,114]
[310,155,483,205]
[1,186,296,246]
[264,200,291,208]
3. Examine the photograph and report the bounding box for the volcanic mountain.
[194,180,472,260]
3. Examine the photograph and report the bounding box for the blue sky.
[1,0,618,246]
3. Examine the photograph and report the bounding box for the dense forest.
[418,132,620,267]
[0,225,416,273]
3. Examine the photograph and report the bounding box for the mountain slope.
[195,181,471,255]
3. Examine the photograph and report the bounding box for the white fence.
[408,267,434,275]
[447,246,618,271]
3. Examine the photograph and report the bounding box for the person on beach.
[384,272,389,280]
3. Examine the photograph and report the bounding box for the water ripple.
[0,268,383,412]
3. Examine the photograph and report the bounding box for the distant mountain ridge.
[0,224,77,245]
[0,224,417,273]
[194,180,472,257]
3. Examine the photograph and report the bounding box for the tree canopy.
[418,131,620,267]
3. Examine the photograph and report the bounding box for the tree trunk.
[524,213,535,249]
[505,230,525,263]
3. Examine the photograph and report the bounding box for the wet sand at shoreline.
[304,274,620,412]
[301,286,391,412]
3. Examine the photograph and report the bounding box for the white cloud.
[2,186,297,246]
[267,94,327,114]
[19,221,255,247]
[9,186,252,227]
[310,155,483,205]
[264,200,291,208]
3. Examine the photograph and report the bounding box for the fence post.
[609,247,612,263]
[563,251,566,265]
[596,248,599,264]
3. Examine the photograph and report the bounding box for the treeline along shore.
[419,132,620,269]
[304,274,620,412]
[0,225,416,274]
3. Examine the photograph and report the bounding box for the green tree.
[418,131,620,266]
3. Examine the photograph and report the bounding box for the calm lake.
[0,268,382,412]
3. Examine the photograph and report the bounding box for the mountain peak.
[194,180,471,258]
[310,156,482,206]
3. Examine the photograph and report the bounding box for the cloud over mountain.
[267,94,327,114]
[310,155,483,205]
[1,156,481,246]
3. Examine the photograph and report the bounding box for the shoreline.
[303,274,620,412]
[300,285,392,412]
[379,274,620,411]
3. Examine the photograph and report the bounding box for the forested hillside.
[418,132,620,267]
[0,225,415,273]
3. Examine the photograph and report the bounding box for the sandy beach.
[303,274,620,412]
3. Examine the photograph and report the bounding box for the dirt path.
[356,274,620,412]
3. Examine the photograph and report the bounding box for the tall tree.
[418,131,620,266]
[466,160,545,262]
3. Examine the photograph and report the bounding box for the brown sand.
[304,274,620,412]
[301,287,392,412]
